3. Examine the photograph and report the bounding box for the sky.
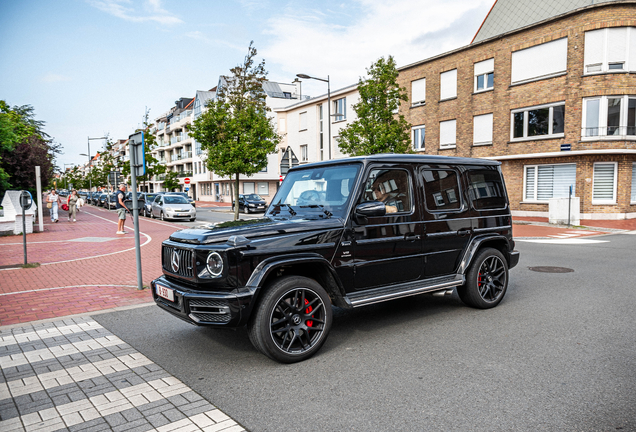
[0,0,494,168]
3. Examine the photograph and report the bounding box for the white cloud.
[88,0,183,25]
[261,0,492,91]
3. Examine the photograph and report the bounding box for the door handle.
[457,229,471,237]
[404,234,421,241]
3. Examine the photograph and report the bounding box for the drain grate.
[528,266,574,273]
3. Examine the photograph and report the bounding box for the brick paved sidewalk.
[0,317,245,432]
[0,205,183,326]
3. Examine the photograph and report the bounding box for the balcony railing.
[582,126,636,138]
[170,136,183,145]
[157,123,165,131]
[177,171,193,178]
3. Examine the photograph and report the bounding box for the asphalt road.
[94,233,636,431]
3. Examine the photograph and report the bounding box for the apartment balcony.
[155,174,166,181]
[177,171,193,178]
[170,135,184,145]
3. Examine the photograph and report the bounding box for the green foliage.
[162,170,180,191]
[190,41,280,220]
[0,101,58,196]
[336,56,412,156]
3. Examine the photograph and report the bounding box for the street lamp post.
[83,136,107,193]
[296,74,331,160]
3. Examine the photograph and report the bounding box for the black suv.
[233,194,268,213]
[151,155,519,363]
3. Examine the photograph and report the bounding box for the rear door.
[419,164,472,277]
[351,164,424,290]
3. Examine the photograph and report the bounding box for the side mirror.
[355,201,386,218]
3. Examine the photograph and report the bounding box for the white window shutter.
[473,113,493,144]
[440,69,457,100]
[474,58,494,76]
[593,163,616,202]
[525,167,536,200]
[584,29,605,68]
[511,38,568,83]
[607,27,627,63]
[631,163,636,202]
[411,78,426,104]
[440,120,456,146]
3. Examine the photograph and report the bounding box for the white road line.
[0,284,139,297]
[516,238,610,244]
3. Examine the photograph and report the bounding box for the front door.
[351,165,423,290]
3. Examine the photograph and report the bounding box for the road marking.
[516,238,610,244]
[0,284,139,296]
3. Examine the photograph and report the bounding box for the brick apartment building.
[398,0,636,220]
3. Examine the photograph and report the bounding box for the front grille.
[162,246,194,277]
[189,299,227,308]
[190,312,231,323]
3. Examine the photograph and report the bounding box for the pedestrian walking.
[67,190,80,222]
[47,189,61,223]
[115,183,130,234]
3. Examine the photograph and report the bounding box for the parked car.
[105,193,118,210]
[151,154,520,363]
[97,193,108,207]
[232,193,267,213]
[141,192,163,217]
[170,192,195,207]
[150,194,196,221]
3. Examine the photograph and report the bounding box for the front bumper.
[150,276,254,327]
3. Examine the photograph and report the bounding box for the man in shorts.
[116,184,130,234]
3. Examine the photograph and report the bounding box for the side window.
[422,169,462,211]
[361,169,412,214]
[467,168,508,210]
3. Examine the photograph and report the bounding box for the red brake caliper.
[305,299,314,328]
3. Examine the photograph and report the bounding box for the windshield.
[164,196,189,204]
[244,194,263,201]
[267,163,361,219]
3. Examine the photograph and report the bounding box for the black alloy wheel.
[248,276,332,363]
[457,247,508,309]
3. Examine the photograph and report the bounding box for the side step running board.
[345,275,464,308]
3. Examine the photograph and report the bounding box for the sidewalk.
[0,205,184,326]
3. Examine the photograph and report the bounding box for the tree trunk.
[234,173,240,221]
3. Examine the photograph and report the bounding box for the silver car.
[151,194,196,221]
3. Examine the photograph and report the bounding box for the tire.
[457,247,508,309]
[160,211,165,221]
[244,206,249,214]
[248,276,332,363]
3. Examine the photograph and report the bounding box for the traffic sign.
[185,187,190,191]
[184,178,191,184]
[128,131,146,177]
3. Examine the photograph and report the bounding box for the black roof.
[289,154,500,172]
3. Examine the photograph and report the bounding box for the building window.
[582,95,636,138]
[524,163,576,202]
[300,145,308,162]
[440,69,457,100]
[474,58,494,92]
[632,163,636,203]
[439,120,456,148]
[243,182,255,194]
[584,27,636,74]
[473,113,493,145]
[511,102,565,140]
[258,182,269,196]
[511,38,568,84]
[592,162,617,204]
[299,112,307,131]
[411,78,426,106]
[412,125,425,151]
[334,98,346,121]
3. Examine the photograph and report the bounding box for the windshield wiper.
[270,202,297,217]
[299,204,332,218]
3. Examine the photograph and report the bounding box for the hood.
[169,216,344,245]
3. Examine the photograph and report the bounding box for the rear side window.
[467,168,508,210]
[422,169,462,211]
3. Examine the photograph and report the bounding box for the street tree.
[162,170,180,192]
[121,110,166,192]
[336,56,412,156]
[190,41,280,220]
[0,101,58,196]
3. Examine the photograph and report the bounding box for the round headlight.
[206,252,223,277]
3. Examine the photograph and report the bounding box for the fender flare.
[457,234,511,275]
[245,253,347,304]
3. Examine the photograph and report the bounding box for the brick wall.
[398,2,636,216]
